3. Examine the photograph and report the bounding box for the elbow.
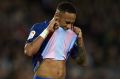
[24,49,33,56]
[76,56,86,65]
[76,56,87,67]
[24,45,33,57]
[76,58,84,65]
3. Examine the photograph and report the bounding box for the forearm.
[24,36,45,56]
[76,37,87,65]
[24,28,49,56]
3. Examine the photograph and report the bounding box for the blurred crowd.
[0,0,119,79]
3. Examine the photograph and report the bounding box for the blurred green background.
[0,0,119,79]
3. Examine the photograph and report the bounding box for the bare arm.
[73,27,87,66]
[24,35,46,56]
[76,35,87,66]
[24,18,59,56]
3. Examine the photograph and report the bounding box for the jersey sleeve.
[26,23,40,43]
[26,21,48,43]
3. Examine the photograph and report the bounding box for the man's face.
[56,12,76,30]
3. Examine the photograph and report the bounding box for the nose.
[67,24,72,29]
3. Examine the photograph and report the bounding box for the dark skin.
[24,9,87,79]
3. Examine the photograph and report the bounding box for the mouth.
[61,26,68,30]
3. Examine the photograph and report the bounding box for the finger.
[73,26,76,32]
[53,21,59,30]
[54,13,60,20]
[71,25,74,30]
[54,16,59,21]
[54,25,59,30]
[50,18,56,25]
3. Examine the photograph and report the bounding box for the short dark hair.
[57,2,76,14]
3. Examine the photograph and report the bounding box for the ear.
[55,12,60,18]
[54,13,61,23]
[55,9,62,17]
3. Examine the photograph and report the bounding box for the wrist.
[77,31,82,38]
[39,28,49,39]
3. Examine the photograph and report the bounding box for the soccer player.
[24,2,87,79]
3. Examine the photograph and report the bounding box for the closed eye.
[65,21,74,24]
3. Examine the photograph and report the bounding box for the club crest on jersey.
[28,30,36,40]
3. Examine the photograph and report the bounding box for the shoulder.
[26,20,49,42]
[31,20,49,30]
